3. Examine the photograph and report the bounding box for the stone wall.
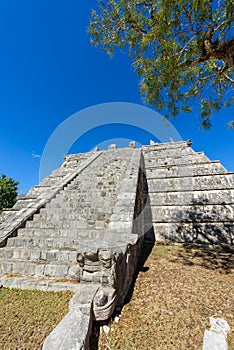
[142,141,234,245]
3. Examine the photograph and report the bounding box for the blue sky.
[0,0,233,194]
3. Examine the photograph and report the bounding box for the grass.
[98,243,234,350]
[0,288,73,349]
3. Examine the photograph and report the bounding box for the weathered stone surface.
[147,189,234,205]
[145,161,226,178]
[43,285,98,350]
[146,174,234,192]
[108,144,117,150]
[145,222,234,244]
[142,141,234,245]
[0,148,143,317]
[145,204,233,222]
[0,151,102,247]
[129,141,136,148]
[202,317,230,350]
[0,140,233,349]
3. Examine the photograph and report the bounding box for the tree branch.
[128,21,147,34]
[198,73,218,82]
[177,34,197,61]
[223,73,234,83]
[213,16,234,35]
[179,56,208,68]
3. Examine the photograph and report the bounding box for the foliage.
[0,174,19,213]
[89,0,234,128]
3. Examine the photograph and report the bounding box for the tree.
[89,0,234,128]
[0,174,19,213]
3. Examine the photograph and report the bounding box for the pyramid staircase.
[0,141,233,295]
[0,148,143,308]
[0,141,233,349]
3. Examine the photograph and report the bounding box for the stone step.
[28,214,89,228]
[145,222,234,245]
[7,232,136,250]
[13,198,39,210]
[0,259,80,279]
[25,220,106,230]
[29,215,110,230]
[67,152,129,175]
[145,161,226,178]
[71,169,125,178]
[49,193,89,201]
[45,199,115,210]
[146,189,234,205]
[142,147,204,154]
[0,151,105,246]
[31,215,109,229]
[39,206,109,215]
[64,178,118,186]
[55,187,117,197]
[147,173,234,192]
[17,228,106,239]
[0,275,79,292]
[143,153,209,166]
[39,205,109,215]
[45,190,117,200]
[33,209,111,221]
[45,198,114,213]
[142,141,189,151]
[0,247,78,263]
[142,145,194,157]
[39,176,69,187]
[63,186,118,196]
[40,206,112,214]
[7,237,93,249]
[49,168,73,177]
[144,204,234,223]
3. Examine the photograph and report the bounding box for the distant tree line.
[0,174,19,213]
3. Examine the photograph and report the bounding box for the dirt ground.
[98,243,234,350]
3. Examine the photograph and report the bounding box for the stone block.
[56,250,69,261]
[0,249,13,260]
[35,264,45,276]
[54,264,69,278]
[68,265,80,279]
[46,250,58,261]
[129,141,136,148]
[108,144,117,150]
[44,264,57,277]
[1,261,12,274]
[42,288,97,350]
[30,250,41,261]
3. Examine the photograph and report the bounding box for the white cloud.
[32,151,41,159]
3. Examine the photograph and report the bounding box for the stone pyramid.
[0,141,233,349]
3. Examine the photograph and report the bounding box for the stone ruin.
[0,140,233,349]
